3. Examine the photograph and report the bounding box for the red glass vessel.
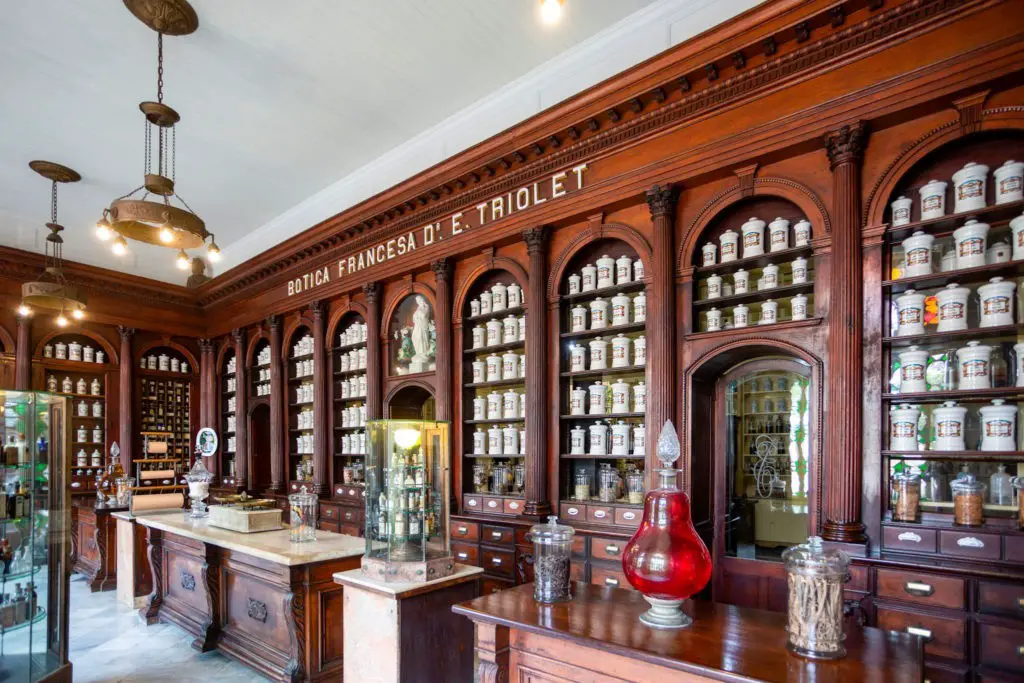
[622,422,711,628]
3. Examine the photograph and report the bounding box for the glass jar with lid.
[951,472,986,526]
[473,463,489,493]
[625,467,645,505]
[528,517,575,603]
[782,536,849,660]
[513,462,526,494]
[289,485,318,542]
[491,463,510,495]
[598,463,620,503]
[574,470,591,501]
[891,471,921,522]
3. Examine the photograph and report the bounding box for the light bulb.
[159,225,174,244]
[207,240,221,262]
[175,249,190,270]
[72,308,85,320]
[540,0,563,25]
[16,304,31,317]
[111,235,128,256]
[394,428,421,450]
[95,218,112,241]
[55,313,68,328]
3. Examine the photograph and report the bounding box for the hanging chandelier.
[19,161,87,326]
[96,0,220,267]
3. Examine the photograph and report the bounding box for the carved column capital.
[198,338,216,354]
[309,300,326,320]
[522,226,549,254]
[362,281,382,304]
[645,184,678,219]
[232,327,246,345]
[824,122,867,169]
[430,258,452,282]
[117,325,136,342]
[267,314,281,331]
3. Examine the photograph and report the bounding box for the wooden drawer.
[481,577,514,595]
[451,542,479,566]
[482,497,504,514]
[319,502,340,524]
[978,581,1024,620]
[587,505,614,525]
[452,521,480,542]
[481,549,514,579]
[339,523,362,537]
[339,506,363,525]
[560,502,586,522]
[939,530,1001,561]
[481,525,514,547]
[571,535,586,557]
[1004,535,1024,562]
[318,519,341,534]
[882,525,938,553]
[590,536,626,562]
[590,565,629,591]
[845,564,868,592]
[615,507,641,527]
[515,527,529,547]
[503,498,525,515]
[876,568,965,610]
[875,607,966,661]
[923,664,969,683]
[463,495,483,513]
[333,485,364,504]
[978,624,1024,676]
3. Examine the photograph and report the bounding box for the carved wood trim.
[140,526,163,624]
[383,378,436,413]
[547,222,653,301]
[0,323,16,358]
[280,313,315,358]
[380,281,436,337]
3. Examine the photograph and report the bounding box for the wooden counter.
[70,500,126,592]
[453,582,924,683]
[134,511,363,682]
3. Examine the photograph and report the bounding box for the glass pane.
[725,369,811,561]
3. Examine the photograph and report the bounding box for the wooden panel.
[922,664,970,683]
[481,497,504,515]
[590,565,628,591]
[398,580,478,683]
[452,520,480,542]
[978,624,1024,677]
[339,522,361,537]
[586,505,614,525]
[163,551,209,616]
[938,530,1001,561]
[221,565,292,659]
[503,498,525,515]
[614,507,641,527]
[320,587,345,670]
[559,502,586,523]
[481,577,514,595]
[1003,535,1024,562]
[452,542,480,566]
[875,607,966,661]
[481,525,514,547]
[875,568,965,610]
[571,535,586,557]
[977,581,1024,620]
[482,548,514,579]
[318,502,341,525]
[569,561,585,583]
[589,536,626,562]
[338,505,362,525]
[881,526,938,553]
[463,495,482,513]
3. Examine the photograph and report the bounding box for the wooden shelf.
[463,452,526,458]
[464,418,525,425]
[463,339,526,356]
[333,341,367,352]
[560,365,645,380]
[333,395,367,403]
[333,366,367,378]
[291,352,314,362]
[884,259,1024,294]
[559,453,645,460]
[884,198,1024,242]
[883,387,1024,402]
[881,450,1024,459]
[686,316,822,340]
[882,324,1024,348]
[560,321,645,342]
[465,304,526,325]
[464,377,526,390]
[560,412,645,420]
[52,391,104,399]
[138,368,195,380]
[288,376,314,384]
[334,425,366,432]
[694,244,814,276]
[558,280,645,304]
[333,453,366,458]
[37,358,109,372]
[693,281,813,309]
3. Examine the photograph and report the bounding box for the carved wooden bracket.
[952,90,991,136]
[734,164,759,197]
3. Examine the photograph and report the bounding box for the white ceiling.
[0,0,758,284]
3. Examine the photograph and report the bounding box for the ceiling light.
[16,305,31,317]
[158,224,175,244]
[175,249,190,270]
[540,0,564,25]
[111,235,128,256]
[95,215,112,241]
[71,308,85,320]
[206,237,221,262]
[55,313,68,328]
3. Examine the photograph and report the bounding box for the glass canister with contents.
[782,536,849,660]
[528,517,575,603]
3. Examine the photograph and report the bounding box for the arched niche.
[246,331,270,369]
[34,328,119,366]
[248,334,272,400]
[386,292,436,377]
[282,315,315,359]
[547,222,652,301]
[0,323,15,354]
[215,335,235,373]
[135,339,198,374]
[385,381,436,420]
[453,258,528,325]
[327,302,368,348]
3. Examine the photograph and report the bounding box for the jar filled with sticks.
[782,536,849,660]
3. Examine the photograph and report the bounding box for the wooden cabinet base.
[72,503,123,593]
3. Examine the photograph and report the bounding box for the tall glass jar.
[598,463,620,503]
[951,473,986,526]
[625,467,645,505]
[491,463,510,495]
[782,537,849,660]
[473,463,489,493]
[891,471,920,522]
[574,470,591,501]
[528,517,575,603]
[513,462,526,494]
[289,485,318,543]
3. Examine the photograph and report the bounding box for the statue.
[391,295,436,375]
[409,295,432,373]
[186,257,211,288]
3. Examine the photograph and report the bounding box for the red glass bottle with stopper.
[622,421,712,628]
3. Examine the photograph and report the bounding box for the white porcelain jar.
[978,276,1016,327]
[588,382,607,415]
[95,350,105,364]
[170,358,180,373]
[633,381,647,412]
[502,352,519,380]
[76,425,87,443]
[953,162,989,213]
[567,274,582,295]
[1012,213,1024,261]
[92,426,103,443]
[479,290,493,315]
[633,425,646,456]
[734,269,749,294]
[582,264,598,292]
[485,354,501,382]
[706,274,723,299]
[734,304,750,328]
[570,386,587,415]
[720,229,739,263]
[75,378,86,395]
[589,422,609,456]
[502,315,519,344]
[502,426,519,456]
[634,260,645,279]
[895,289,926,336]
[958,340,992,390]
[487,426,502,455]
[890,405,921,451]
[901,231,935,277]
[596,255,616,289]
[589,337,608,370]
[791,295,809,321]
[632,291,646,323]
[569,344,586,373]
[473,429,486,455]
[616,255,633,284]
[741,217,766,258]
[941,249,957,272]
[519,428,527,455]
[987,241,1011,265]
[570,305,587,332]
[43,344,53,358]
[491,283,507,312]
[761,264,779,290]
[76,401,88,417]
[759,300,778,326]
[611,334,631,368]
[891,196,913,226]
[55,342,67,360]
[702,243,717,267]
[486,319,502,346]
[590,298,609,330]
[83,346,95,363]
[486,391,502,420]
[792,257,809,284]
[1017,342,1024,388]
[707,307,723,331]
[980,399,1017,451]
[68,341,82,362]
[610,379,630,414]
[92,401,102,418]
[898,346,930,393]
[507,283,522,309]
[768,217,790,252]
[794,219,812,247]
[570,426,586,455]
[995,160,1024,204]
[472,325,484,349]
[611,294,631,325]
[610,422,631,456]
[158,354,170,371]
[634,335,646,366]
[954,218,990,269]
[340,353,351,373]
[919,179,948,219]
[933,401,967,451]
[936,283,970,332]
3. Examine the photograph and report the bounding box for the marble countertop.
[334,563,483,599]
[133,511,364,566]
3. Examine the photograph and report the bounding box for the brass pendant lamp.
[96,0,220,268]
[19,161,87,326]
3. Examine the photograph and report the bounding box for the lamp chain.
[157,32,164,104]
[50,180,58,224]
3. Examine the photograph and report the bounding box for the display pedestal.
[334,564,482,683]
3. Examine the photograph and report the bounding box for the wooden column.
[523,227,551,518]
[432,259,453,422]
[233,327,249,489]
[15,314,30,390]
[118,326,135,471]
[823,122,867,544]
[268,315,284,493]
[199,338,217,480]
[645,185,679,479]
[311,300,328,495]
[364,282,383,420]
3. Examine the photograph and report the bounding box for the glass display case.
[1,390,71,682]
[362,419,452,583]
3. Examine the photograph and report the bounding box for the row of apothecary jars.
[339,347,368,372]
[338,374,367,399]
[226,396,236,414]
[44,342,106,364]
[294,383,315,405]
[472,353,525,384]
[295,408,315,430]
[472,391,527,421]
[569,421,645,457]
[703,258,809,300]
[570,380,646,416]
[569,334,646,371]
[469,282,523,316]
[472,461,525,495]
[47,375,101,396]
[891,462,1017,506]
[890,399,1018,451]
[896,279,1017,335]
[141,354,189,373]
[293,334,315,357]
[340,322,368,346]
[340,461,364,484]
[225,415,236,432]
[257,346,271,366]
[226,356,237,375]
[225,435,236,453]
[573,464,646,504]
[295,434,314,455]
[891,467,1020,527]
[224,377,237,393]
[702,217,812,266]
[75,448,104,467]
[566,254,644,295]
[473,425,527,456]
[898,221,1023,280]
[890,160,1024,226]
[255,381,272,397]
[74,425,103,444]
[340,432,367,454]
[294,358,314,378]
[75,400,103,418]
[340,404,368,428]
[705,296,811,331]
[896,340,1024,393]
[471,315,526,349]
[570,293,646,332]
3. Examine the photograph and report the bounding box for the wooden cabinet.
[71,503,120,592]
[875,568,965,610]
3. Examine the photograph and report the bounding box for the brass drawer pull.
[604,577,619,587]
[903,581,934,597]
[457,526,468,534]
[906,626,932,642]
[491,557,503,566]
[491,531,503,540]
[457,552,468,560]
[604,544,621,556]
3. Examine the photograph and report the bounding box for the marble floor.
[67,575,269,683]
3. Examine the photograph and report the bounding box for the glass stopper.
[656,421,680,467]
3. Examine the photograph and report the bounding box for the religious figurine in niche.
[391,294,436,375]
[186,257,211,288]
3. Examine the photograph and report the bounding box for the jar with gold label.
[611,334,631,368]
[588,382,607,415]
[741,217,766,258]
[953,162,989,213]
[610,379,630,414]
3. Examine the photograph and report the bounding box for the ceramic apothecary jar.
[898,346,929,394]
[633,291,646,323]
[734,304,750,328]
[933,401,967,451]
[570,305,587,333]
[986,241,1011,265]
[596,255,616,289]
[794,219,811,247]
[890,196,913,226]
[980,399,1017,451]
[616,255,633,284]
[569,426,586,455]
[791,294,809,321]
[588,382,607,415]
[567,274,582,295]
[719,229,739,263]
[890,405,920,451]
[581,264,597,292]
[569,344,586,373]
[978,276,1015,328]
[895,289,926,336]
[610,379,630,414]
[706,274,723,300]
[1012,213,1024,261]
[792,257,809,284]
[952,162,989,213]
[507,283,522,309]
[741,217,766,258]
[935,283,969,332]
[707,307,723,331]
[570,386,586,415]
[611,293,630,325]
[611,334,631,369]
[589,298,609,330]
[768,217,790,252]
[995,160,1024,204]
[588,422,608,456]
[702,243,717,267]
[588,337,608,370]
[491,283,507,312]
[953,218,989,269]
[1015,342,1024,388]
[901,231,934,277]
[734,269,749,294]
[759,300,778,326]
[634,336,646,366]
[919,179,948,220]
[762,264,780,290]
[958,340,992,389]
